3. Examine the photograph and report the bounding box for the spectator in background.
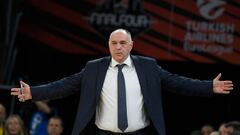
[0,103,7,135]
[225,121,240,135]
[219,123,228,135]
[47,116,63,135]
[29,101,58,135]
[4,114,28,135]
[210,131,219,135]
[201,124,215,135]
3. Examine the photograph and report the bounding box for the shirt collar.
[111,55,132,67]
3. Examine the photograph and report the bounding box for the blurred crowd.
[191,121,240,135]
[0,102,63,135]
[2,101,240,135]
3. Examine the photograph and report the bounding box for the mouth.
[116,52,122,55]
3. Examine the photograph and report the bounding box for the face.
[219,124,228,135]
[225,127,234,135]
[0,104,6,120]
[202,125,214,135]
[6,117,21,135]
[109,30,133,63]
[47,118,63,135]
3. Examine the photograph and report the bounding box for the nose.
[115,43,122,49]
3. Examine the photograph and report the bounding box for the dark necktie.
[117,64,128,131]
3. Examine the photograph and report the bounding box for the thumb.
[214,73,222,81]
[20,80,28,87]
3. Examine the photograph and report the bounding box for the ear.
[129,41,133,47]
[129,41,133,51]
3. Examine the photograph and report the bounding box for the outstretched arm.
[213,73,233,94]
[35,101,51,114]
[11,81,32,102]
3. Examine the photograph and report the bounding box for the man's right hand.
[11,81,32,102]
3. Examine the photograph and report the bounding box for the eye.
[120,41,128,45]
[111,42,117,45]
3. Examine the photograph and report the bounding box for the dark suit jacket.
[31,55,213,135]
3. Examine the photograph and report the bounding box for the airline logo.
[197,0,226,20]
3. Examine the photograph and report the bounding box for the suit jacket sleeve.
[149,58,213,97]
[31,69,84,101]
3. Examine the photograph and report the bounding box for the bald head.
[109,29,132,43]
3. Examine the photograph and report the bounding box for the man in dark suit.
[11,29,234,135]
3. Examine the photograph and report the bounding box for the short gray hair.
[109,29,132,42]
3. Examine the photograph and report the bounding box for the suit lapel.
[96,57,111,103]
[131,55,148,97]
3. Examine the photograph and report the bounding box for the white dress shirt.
[95,55,149,133]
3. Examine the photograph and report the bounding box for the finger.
[223,81,233,84]
[18,94,23,98]
[11,88,21,95]
[11,88,20,92]
[224,84,234,87]
[224,87,233,90]
[11,91,19,96]
[214,73,222,81]
[19,93,25,102]
[221,91,230,94]
[219,89,231,94]
[19,98,25,102]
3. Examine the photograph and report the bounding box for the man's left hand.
[213,73,233,94]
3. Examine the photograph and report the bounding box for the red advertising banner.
[18,0,240,64]
[167,0,240,64]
